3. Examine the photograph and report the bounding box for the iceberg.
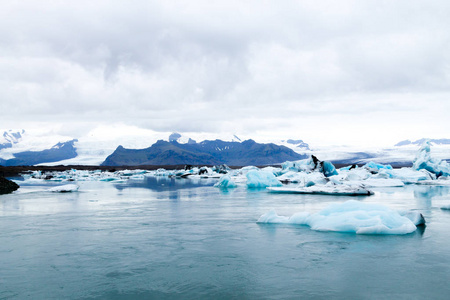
[281,155,338,177]
[246,170,282,188]
[413,140,450,177]
[257,200,421,235]
[267,183,373,196]
[214,175,237,189]
[375,168,432,184]
[363,161,393,173]
[277,171,327,185]
[48,184,79,193]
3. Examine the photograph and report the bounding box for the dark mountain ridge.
[101,139,307,166]
[0,139,78,166]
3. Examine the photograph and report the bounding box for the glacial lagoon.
[1,177,450,299]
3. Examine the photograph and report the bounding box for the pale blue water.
[1,177,450,299]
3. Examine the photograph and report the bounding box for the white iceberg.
[246,170,282,188]
[267,183,374,196]
[214,175,237,188]
[48,184,79,193]
[257,200,421,235]
[281,155,338,177]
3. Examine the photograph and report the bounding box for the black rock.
[0,176,19,195]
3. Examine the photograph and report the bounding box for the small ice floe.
[214,175,237,188]
[48,184,79,193]
[267,184,374,196]
[257,200,423,235]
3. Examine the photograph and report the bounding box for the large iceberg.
[257,200,422,235]
[246,170,282,188]
[413,140,450,177]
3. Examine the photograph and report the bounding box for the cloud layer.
[1,0,450,146]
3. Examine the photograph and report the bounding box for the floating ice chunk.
[277,171,327,186]
[281,156,338,177]
[257,210,310,224]
[257,200,419,235]
[246,170,282,188]
[363,161,393,173]
[48,184,79,193]
[214,175,237,188]
[413,140,450,177]
[376,168,431,184]
[345,168,371,181]
[267,184,373,196]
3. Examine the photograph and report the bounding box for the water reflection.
[113,176,217,192]
[413,186,450,200]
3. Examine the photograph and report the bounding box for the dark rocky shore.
[0,176,20,194]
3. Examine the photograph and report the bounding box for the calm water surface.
[1,177,450,299]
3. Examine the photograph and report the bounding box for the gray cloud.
[1,0,450,146]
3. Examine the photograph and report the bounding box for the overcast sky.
[1,0,449,147]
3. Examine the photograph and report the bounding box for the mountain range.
[102,139,307,166]
[1,129,450,166]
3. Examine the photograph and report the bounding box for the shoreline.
[0,162,414,177]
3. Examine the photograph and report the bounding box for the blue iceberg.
[214,175,237,189]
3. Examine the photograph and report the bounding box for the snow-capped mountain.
[278,139,310,152]
[168,132,243,144]
[1,126,449,167]
[0,130,25,150]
